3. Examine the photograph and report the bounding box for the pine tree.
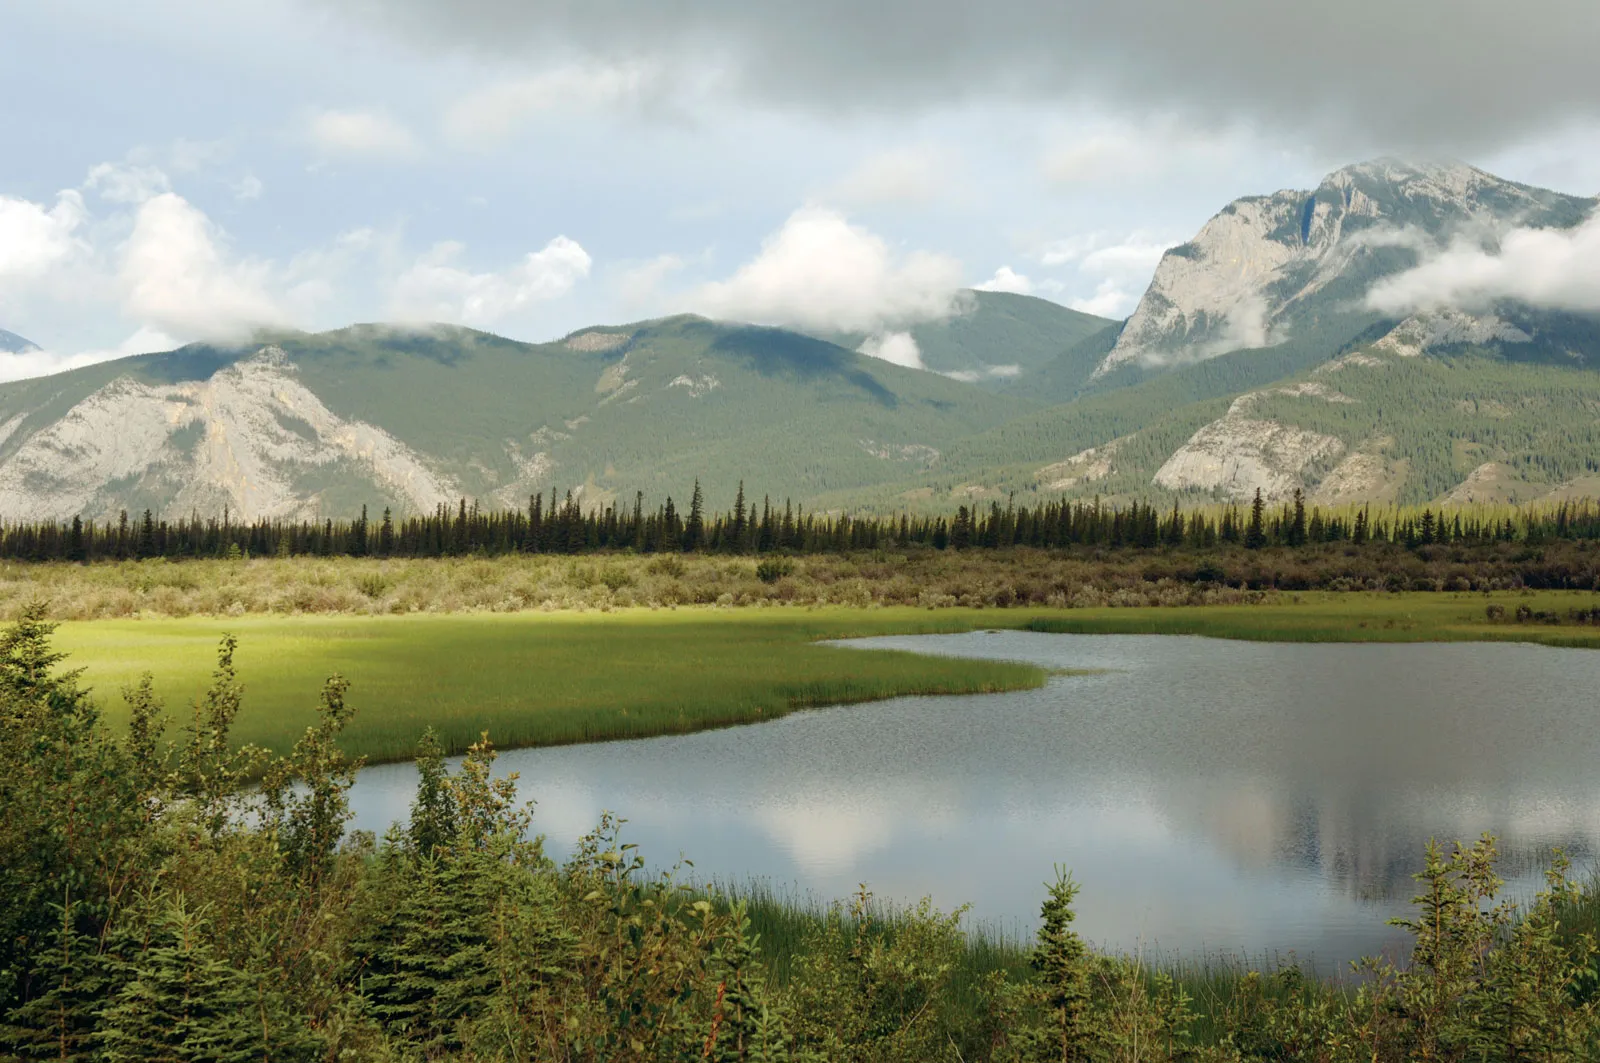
[1287,489,1307,546]
[1244,489,1268,550]
[684,480,706,551]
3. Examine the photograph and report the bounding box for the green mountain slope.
[0,317,1032,520]
[815,318,1600,512]
[817,290,1114,390]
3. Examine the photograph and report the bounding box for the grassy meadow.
[44,585,1600,767]
[57,608,1053,764]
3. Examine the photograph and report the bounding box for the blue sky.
[3,0,1599,378]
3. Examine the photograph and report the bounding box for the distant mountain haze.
[0,330,40,355]
[1,159,1598,520]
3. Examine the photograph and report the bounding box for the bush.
[756,558,794,584]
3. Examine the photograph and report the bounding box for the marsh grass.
[56,608,1050,765]
[47,589,1600,766]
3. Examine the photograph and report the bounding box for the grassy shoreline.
[47,589,1600,767]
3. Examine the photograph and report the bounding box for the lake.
[346,631,1600,969]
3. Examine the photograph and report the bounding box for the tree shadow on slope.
[705,324,899,408]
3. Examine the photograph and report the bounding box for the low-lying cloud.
[389,237,593,326]
[692,206,965,333]
[1366,211,1600,315]
[856,331,924,370]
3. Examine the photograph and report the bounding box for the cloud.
[231,174,265,201]
[443,62,662,145]
[306,108,420,158]
[1365,212,1600,315]
[856,331,924,370]
[388,236,592,326]
[120,193,287,340]
[0,191,87,282]
[943,363,1022,382]
[614,253,688,313]
[824,146,950,207]
[307,0,1600,153]
[1068,278,1139,318]
[1035,230,1176,319]
[974,266,1033,295]
[693,206,965,332]
[84,162,172,204]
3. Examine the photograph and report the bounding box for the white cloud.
[84,162,172,204]
[1035,230,1176,319]
[0,191,87,281]
[1068,277,1139,318]
[388,237,592,326]
[693,206,965,332]
[0,326,179,384]
[943,363,1022,382]
[974,265,1033,294]
[824,146,949,207]
[1365,212,1600,315]
[306,108,420,158]
[857,331,924,369]
[444,63,660,146]
[120,193,287,340]
[231,174,265,201]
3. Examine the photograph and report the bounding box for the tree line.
[5,484,1600,562]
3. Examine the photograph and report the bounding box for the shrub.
[756,558,794,584]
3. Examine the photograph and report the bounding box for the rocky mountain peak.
[1093,159,1595,379]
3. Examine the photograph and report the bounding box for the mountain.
[0,317,1031,521]
[1,159,1597,521]
[0,329,40,354]
[810,160,1600,511]
[816,290,1115,389]
[1094,159,1595,380]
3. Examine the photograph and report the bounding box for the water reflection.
[347,632,1600,967]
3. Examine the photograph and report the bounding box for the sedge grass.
[54,607,1050,764]
[50,591,1600,765]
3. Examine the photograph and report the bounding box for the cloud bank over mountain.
[1367,210,1600,315]
[314,0,1600,152]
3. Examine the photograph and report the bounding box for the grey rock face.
[1097,160,1595,377]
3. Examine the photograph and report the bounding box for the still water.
[347,631,1600,968]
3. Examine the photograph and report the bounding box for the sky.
[4,0,1600,380]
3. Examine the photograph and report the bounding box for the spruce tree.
[1030,868,1093,1062]
[1244,489,1268,550]
[684,480,706,551]
[0,897,107,1061]
[1287,488,1307,546]
[99,896,303,1063]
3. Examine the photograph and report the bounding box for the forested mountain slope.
[817,290,1114,390]
[0,317,1030,520]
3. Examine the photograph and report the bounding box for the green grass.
[1024,590,1600,647]
[51,590,1600,767]
[56,607,1052,765]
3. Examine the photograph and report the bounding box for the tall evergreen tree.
[684,480,706,551]
[1244,489,1268,550]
